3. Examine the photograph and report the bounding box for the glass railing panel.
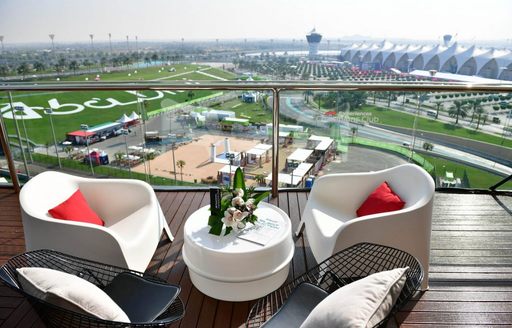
[420,91,512,190]
[0,85,510,191]
[276,89,512,190]
[0,87,275,189]
[275,89,420,188]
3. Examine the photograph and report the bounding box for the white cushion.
[17,267,130,323]
[300,267,408,328]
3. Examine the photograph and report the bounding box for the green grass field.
[421,153,512,189]
[1,64,237,144]
[359,106,512,148]
[212,99,273,123]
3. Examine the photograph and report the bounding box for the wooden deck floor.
[0,188,511,327]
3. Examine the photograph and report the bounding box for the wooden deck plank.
[0,189,511,327]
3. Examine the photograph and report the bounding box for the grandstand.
[340,40,512,80]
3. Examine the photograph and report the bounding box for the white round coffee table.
[183,202,294,301]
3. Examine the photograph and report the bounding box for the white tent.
[118,114,131,124]
[129,111,140,120]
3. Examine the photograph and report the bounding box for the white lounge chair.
[296,164,434,290]
[19,171,173,272]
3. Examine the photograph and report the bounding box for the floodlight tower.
[89,34,94,51]
[0,36,4,53]
[49,34,55,51]
[306,28,322,58]
[108,33,112,54]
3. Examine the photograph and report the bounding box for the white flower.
[233,188,244,198]
[232,209,249,222]
[232,196,245,207]
[222,207,237,228]
[245,198,256,211]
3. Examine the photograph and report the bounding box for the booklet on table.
[237,217,281,246]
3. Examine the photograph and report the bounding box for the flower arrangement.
[208,168,269,236]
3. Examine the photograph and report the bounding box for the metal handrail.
[1,80,512,92]
[1,81,512,195]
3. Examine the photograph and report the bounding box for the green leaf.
[208,220,223,236]
[224,226,233,236]
[233,167,246,190]
[253,191,270,206]
[247,214,258,224]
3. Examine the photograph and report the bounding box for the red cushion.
[356,182,405,217]
[48,189,104,226]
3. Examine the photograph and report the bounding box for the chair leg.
[164,221,174,242]
[295,219,305,237]
[158,204,174,242]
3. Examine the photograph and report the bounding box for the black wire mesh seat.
[246,242,423,328]
[0,249,184,328]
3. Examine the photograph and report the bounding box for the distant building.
[306,28,322,58]
[339,40,512,80]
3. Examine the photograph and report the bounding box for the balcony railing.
[1,81,511,196]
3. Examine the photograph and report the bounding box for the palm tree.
[33,61,46,72]
[64,146,73,158]
[176,160,186,181]
[68,60,79,75]
[468,100,483,124]
[434,101,443,119]
[16,63,30,79]
[474,106,486,130]
[449,100,468,125]
[114,152,124,166]
[254,174,266,186]
[351,127,358,141]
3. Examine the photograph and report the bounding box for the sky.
[0,0,511,44]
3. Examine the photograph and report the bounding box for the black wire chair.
[0,249,184,328]
[246,242,423,328]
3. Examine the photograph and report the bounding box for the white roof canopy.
[118,114,131,124]
[264,173,302,186]
[129,111,140,120]
[219,165,241,174]
[287,149,313,162]
[246,148,267,156]
[308,135,334,151]
[255,144,272,151]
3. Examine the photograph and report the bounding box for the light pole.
[49,34,55,52]
[171,142,177,183]
[0,36,4,53]
[227,153,235,186]
[126,35,130,52]
[108,33,112,55]
[89,34,94,51]
[45,108,61,168]
[15,106,33,163]
[81,124,94,176]
[122,129,131,176]
[135,36,139,68]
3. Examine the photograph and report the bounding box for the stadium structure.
[339,40,512,80]
[306,29,322,58]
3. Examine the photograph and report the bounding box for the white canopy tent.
[117,114,131,124]
[287,149,314,163]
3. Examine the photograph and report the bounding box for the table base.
[188,264,290,302]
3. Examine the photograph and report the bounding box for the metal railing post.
[0,99,20,192]
[7,92,30,178]
[272,88,280,198]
